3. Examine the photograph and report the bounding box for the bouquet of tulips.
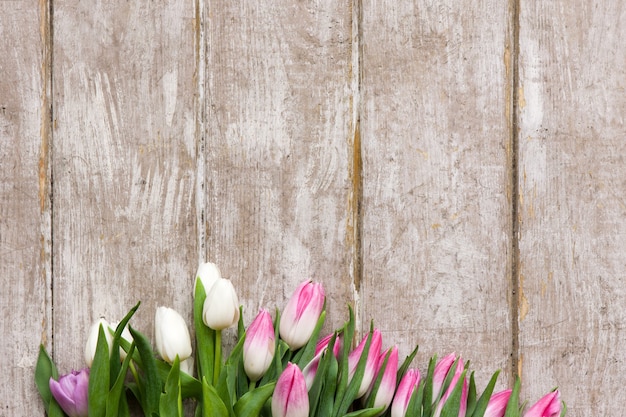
[35,262,566,417]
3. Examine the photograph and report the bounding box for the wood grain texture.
[52,0,198,369]
[360,0,514,388]
[0,2,51,415]
[203,0,356,334]
[517,1,626,414]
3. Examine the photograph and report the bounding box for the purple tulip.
[49,369,89,417]
[243,309,275,381]
[432,357,468,417]
[272,362,309,417]
[367,346,399,413]
[523,390,561,417]
[484,389,512,417]
[348,329,383,398]
[279,280,325,350]
[391,368,421,417]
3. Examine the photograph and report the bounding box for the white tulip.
[195,262,222,293]
[85,318,113,367]
[110,320,134,360]
[155,307,192,364]
[202,278,240,330]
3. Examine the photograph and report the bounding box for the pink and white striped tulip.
[347,329,383,398]
[49,369,89,417]
[272,362,309,417]
[243,309,275,381]
[484,389,512,417]
[279,280,325,350]
[391,369,421,417]
[367,346,399,413]
[315,332,342,358]
[431,353,457,404]
[523,390,561,417]
[432,357,468,417]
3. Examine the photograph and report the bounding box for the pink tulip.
[243,309,275,381]
[367,346,399,413]
[300,332,343,389]
[315,332,342,358]
[432,357,468,417]
[484,389,512,417]
[272,362,309,417]
[523,390,561,417]
[348,329,383,398]
[391,369,421,417]
[279,280,325,350]
[431,353,457,404]
[49,369,89,417]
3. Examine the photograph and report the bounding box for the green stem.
[213,330,222,386]
[249,380,256,393]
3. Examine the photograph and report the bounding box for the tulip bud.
[347,329,382,398]
[523,390,561,417]
[431,353,457,404]
[272,362,309,417]
[49,368,89,417]
[84,318,113,367]
[243,309,275,381]
[202,278,240,330]
[279,280,325,350]
[391,369,421,417]
[155,306,193,364]
[432,357,468,417]
[302,350,322,390]
[484,389,512,417]
[195,262,221,293]
[315,332,342,358]
[367,346,399,413]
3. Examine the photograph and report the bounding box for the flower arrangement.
[35,262,566,417]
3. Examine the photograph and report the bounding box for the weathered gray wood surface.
[517,1,626,415]
[1,1,624,416]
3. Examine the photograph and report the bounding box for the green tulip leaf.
[405,379,424,417]
[34,345,58,412]
[308,333,337,416]
[397,344,419,383]
[317,352,339,417]
[202,377,229,417]
[157,359,202,399]
[130,325,161,417]
[470,370,500,417]
[89,324,111,417]
[233,381,275,417]
[334,318,373,417]
[422,355,437,417]
[194,278,215,383]
[466,372,477,417]
[342,406,385,417]
[364,348,392,409]
[106,341,136,417]
[332,305,356,417]
[109,301,140,380]
[159,356,183,417]
[503,377,521,417]
[439,370,467,417]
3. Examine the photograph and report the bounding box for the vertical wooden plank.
[53,0,197,369]
[0,1,51,415]
[518,2,626,414]
[204,1,355,331]
[361,0,514,385]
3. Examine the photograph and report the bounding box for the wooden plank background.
[1,1,624,416]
